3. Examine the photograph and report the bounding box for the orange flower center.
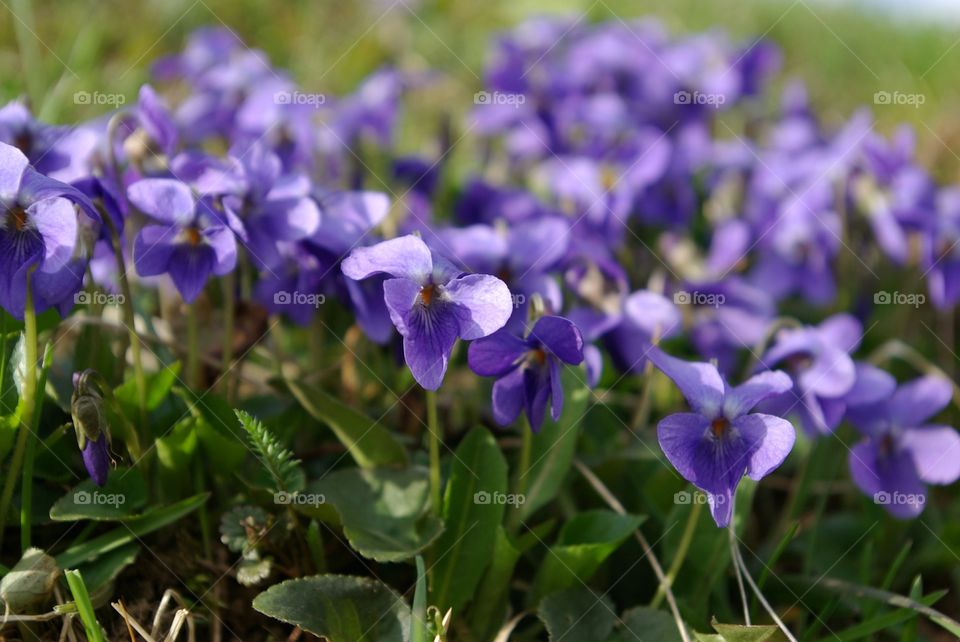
[420,284,436,306]
[11,207,28,232]
[530,348,547,365]
[185,227,203,246]
[710,417,730,438]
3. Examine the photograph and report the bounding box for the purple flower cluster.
[2,22,958,521]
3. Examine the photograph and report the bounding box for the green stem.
[650,499,702,609]
[104,215,148,433]
[220,270,235,393]
[20,344,51,552]
[426,389,442,516]
[309,310,325,377]
[0,273,39,550]
[729,518,751,626]
[187,302,200,390]
[515,419,533,499]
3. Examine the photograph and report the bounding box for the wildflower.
[341,234,513,390]
[0,143,94,319]
[468,315,584,430]
[128,177,237,302]
[650,347,795,526]
[71,370,112,487]
[756,313,861,436]
[845,367,960,518]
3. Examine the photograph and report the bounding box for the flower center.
[710,417,730,438]
[13,130,32,154]
[185,227,203,246]
[420,283,437,307]
[10,207,29,232]
[600,165,619,191]
[786,352,813,372]
[879,433,896,456]
[529,347,547,366]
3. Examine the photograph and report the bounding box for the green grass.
[2,0,959,168]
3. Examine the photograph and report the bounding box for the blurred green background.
[1,0,959,179]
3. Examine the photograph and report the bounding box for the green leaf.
[468,526,521,641]
[74,543,139,596]
[538,587,615,642]
[305,467,443,562]
[531,510,643,602]
[236,410,304,493]
[219,505,272,553]
[411,556,428,642]
[195,413,247,474]
[431,427,507,612]
[0,547,59,613]
[833,589,944,641]
[65,570,107,642]
[797,576,960,638]
[237,556,273,586]
[517,369,589,521]
[610,606,684,641]
[253,575,411,642]
[710,619,787,642]
[115,362,180,414]
[287,378,408,469]
[155,416,199,497]
[49,468,148,521]
[56,493,208,569]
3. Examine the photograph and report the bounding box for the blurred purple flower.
[756,314,861,436]
[845,367,960,519]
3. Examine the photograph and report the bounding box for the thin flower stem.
[20,344,51,552]
[426,389,442,516]
[729,521,751,626]
[0,273,39,551]
[869,339,960,409]
[574,459,691,642]
[629,318,663,432]
[220,270,235,394]
[651,499,701,609]
[732,536,799,642]
[104,212,148,435]
[515,417,533,498]
[187,302,200,390]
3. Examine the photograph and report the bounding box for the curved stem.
[651,499,701,609]
[187,302,200,390]
[729,520,751,626]
[574,459,691,642]
[732,533,799,642]
[220,270,236,395]
[869,339,960,409]
[743,316,804,378]
[426,389,442,516]
[104,214,148,435]
[0,273,39,551]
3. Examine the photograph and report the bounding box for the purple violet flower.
[650,347,795,526]
[341,234,513,390]
[128,178,237,303]
[845,366,960,519]
[468,315,584,431]
[0,143,95,319]
[756,313,861,436]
